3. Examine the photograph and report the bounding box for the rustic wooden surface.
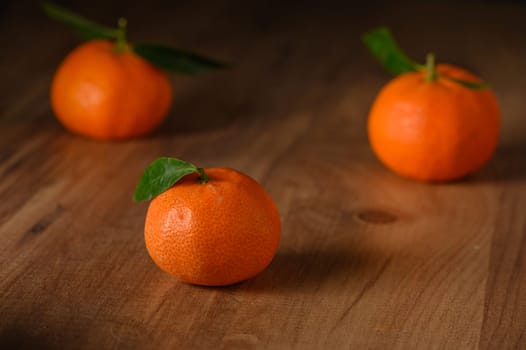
[1,1,526,349]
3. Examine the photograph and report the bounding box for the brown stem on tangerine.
[197,168,209,184]
[425,53,438,82]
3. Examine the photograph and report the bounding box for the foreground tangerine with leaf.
[363,27,500,181]
[44,3,225,140]
[134,158,281,286]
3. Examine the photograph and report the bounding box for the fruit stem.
[114,17,128,53]
[425,53,438,82]
[197,168,209,184]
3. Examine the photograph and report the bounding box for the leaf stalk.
[425,53,437,82]
[114,17,128,52]
[197,168,209,184]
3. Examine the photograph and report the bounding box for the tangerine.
[51,40,172,140]
[368,63,500,181]
[144,167,281,286]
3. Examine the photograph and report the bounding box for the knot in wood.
[356,209,397,224]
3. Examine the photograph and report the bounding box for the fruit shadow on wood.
[155,74,243,135]
[468,143,526,183]
[239,247,389,293]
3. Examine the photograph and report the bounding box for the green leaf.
[444,76,491,90]
[133,44,227,75]
[43,2,118,40]
[362,27,419,75]
[133,158,199,202]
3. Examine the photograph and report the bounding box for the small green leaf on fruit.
[362,27,419,75]
[43,2,118,40]
[133,158,199,202]
[133,44,227,75]
[444,76,490,90]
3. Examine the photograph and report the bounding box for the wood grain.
[1,0,526,349]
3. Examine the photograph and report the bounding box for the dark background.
[2,0,526,145]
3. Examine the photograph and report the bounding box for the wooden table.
[1,1,526,348]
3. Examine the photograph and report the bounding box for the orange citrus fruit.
[368,64,500,181]
[143,167,281,286]
[51,40,172,140]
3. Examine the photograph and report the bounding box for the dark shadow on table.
[237,247,389,293]
[0,324,53,350]
[468,143,526,183]
[155,72,256,136]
